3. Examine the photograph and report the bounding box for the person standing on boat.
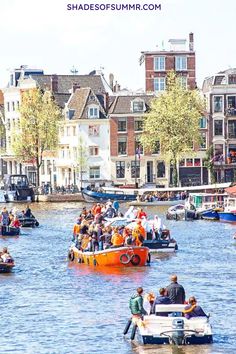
[183,296,207,319]
[1,207,9,226]
[111,227,124,247]
[165,275,186,304]
[129,287,147,318]
[103,203,116,219]
[112,200,119,213]
[24,205,32,218]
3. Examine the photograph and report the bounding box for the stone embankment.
[37,193,85,202]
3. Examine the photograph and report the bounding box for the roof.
[31,74,109,95]
[67,87,106,119]
[53,93,70,108]
[109,95,154,115]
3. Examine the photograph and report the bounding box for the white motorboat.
[132,304,213,345]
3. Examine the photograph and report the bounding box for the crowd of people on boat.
[0,205,32,229]
[72,202,166,252]
[138,191,188,202]
[129,275,207,319]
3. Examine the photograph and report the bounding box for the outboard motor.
[171,318,184,345]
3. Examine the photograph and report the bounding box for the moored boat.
[17,216,39,227]
[131,304,213,345]
[217,197,236,222]
[68,245,150,267]
[200,208,220,221]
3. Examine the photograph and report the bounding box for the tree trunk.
[172,158,178,187]
[36,163,40,189]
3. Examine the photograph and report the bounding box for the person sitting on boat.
[1,207,9,226]
[136,208,147,219]
[1,247,13,263]
[80,207,88,218]
[111,227,124,247]
[112,200,119,213]
[94,212,104,225]
[183,296,207,319]
[132,220,146,246]
[10,215,21,229]
[85,210,93,221]
[150,288,172,315]
[24,205,32,218]
[103,204,116,219]
[129,287,147,319]
[165,275,186,304]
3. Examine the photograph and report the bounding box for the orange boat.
[68,245,150,267]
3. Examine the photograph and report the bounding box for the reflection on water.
[0,202,235,354]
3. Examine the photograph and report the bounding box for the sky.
[1,0,236,91]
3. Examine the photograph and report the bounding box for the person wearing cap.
[183,296,207,319]
[165,274,186,304]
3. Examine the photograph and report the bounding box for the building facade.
[203,68,236,183]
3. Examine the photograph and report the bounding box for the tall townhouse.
[57,85,111,188]
[202,68,236,183]
[2,67,112,187]
[0,90,6,179]
[140,33,209,186]
[109,94,173,187]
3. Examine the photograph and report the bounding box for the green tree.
[203,145,216,184]
[74,136,88,190]
[140,71,205,186]
[12,88,62,188]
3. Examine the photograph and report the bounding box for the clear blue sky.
[1,0,236,90]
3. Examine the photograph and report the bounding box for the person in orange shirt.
[132,220,146,246]
[73,220,81,240]
[111,227,124,247]
[136,208,147,219]
[94,203,102,215]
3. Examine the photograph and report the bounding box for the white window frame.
[199,117,207,129]
[117,118,127,132]
[88,125,100,136]
[175,56,187,71]
[214,119,224,136]
[213,95,224,113]
[88,105,99,118]
[179,76,187,89]
[89,146,99,156]
[154,56,165,71]
[154,77,166,92]
[89,166,100,179]
[132,100,145,113]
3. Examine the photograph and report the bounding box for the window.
[135,139,143,156]
[186,159,193,167]
[7,102,10,112]
[72,126,76,136]
[41,160,45,175]
[194,158,201,167]
[89,146,99,156]
[61,148,65,158]
[60,127,64,137]
[214,120,223,136]
[227,96,236,116]
[88,125,99,136]
[117,118,127,132]
[175,56,187,71]
[179,159,185,167]
[118,136,127,155]
[67,147,71,159]
[46,160,51,175]
[73,147,77,160]
[199,117,207,129]
[131,161,140,178]
[200,132,207,150]
[116,161,125,178]
[67,109,75,120]
[12,102,15,111]
[132,100,144,112]
[154,56,165,71]
[134,119,143,132]
[89,166,100,179]
[213,96,223,113]
[154,77,165,92]
[17,101,20,109]
[152,141,160,154]
[88,106,99,118]
[157,161,165,178]
[228,120,236,138]
[214,144,224,162]
[228,75,236,84]
[179,76,187,89]
[66,126,70,136]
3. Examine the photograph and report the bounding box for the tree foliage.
[12,88,62,187]
[140,71,205,186]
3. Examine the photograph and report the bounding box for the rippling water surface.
[0,202,235,354]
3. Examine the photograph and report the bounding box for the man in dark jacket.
[129,287,147,317]
[165,274,186,304]
[151,288,171,315]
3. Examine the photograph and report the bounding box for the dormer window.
[132,100,145,113]
[67,109,75,120]
[88,105,99,118]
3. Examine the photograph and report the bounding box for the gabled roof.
[53,93,70,108]
[109,95,154,114]
[67,87,107,119]
[32,74,109,95]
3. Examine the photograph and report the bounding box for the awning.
[225,185,236,196]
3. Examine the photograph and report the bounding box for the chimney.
[114,81,120,93]
[189,32,194,51]
[51,74,58,93]
[109,73,114,90]
[72,83,80,93]
[103,92,109,113]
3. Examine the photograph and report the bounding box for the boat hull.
[0,262,15,273]
[143,239,178,253]
[200,209,219,221]
[129,200,182,207]
[69,246,149,267]
[142,334,213,345]
[82,189,137,202]
[217,212,236,222]
[18,217,39,227]
[1,226,20,236]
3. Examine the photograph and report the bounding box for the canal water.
[0,202,235,354]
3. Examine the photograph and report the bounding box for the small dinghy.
[0,260,15,273]
[18,216,39,228]
[0,226,20,236]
